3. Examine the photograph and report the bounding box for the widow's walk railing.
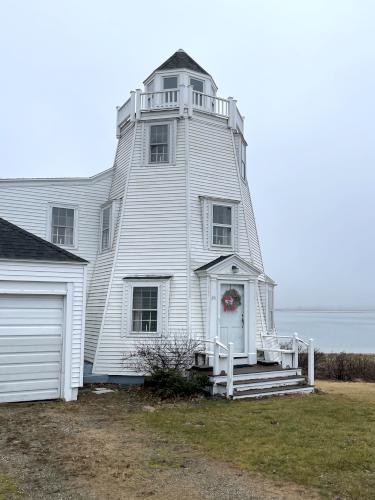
[116,86,244,136]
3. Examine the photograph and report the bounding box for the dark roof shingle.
[0,217,87,263]
[153,49,209,76]
[195,255,233,271]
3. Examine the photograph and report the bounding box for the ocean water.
[275,310,375,353]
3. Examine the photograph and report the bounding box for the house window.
[212,205,232,247]
[190,78,204,93]
[163,76,178,89]
[150,124,169,163]
[240,142,246,179]
[51,206,75,246]
[101,205,112,251]
[132,287,158,333]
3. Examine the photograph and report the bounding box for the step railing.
[202,337,234,398]
[261,333,315,386]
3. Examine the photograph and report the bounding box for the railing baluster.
[308,339,314,386]
[292,333,299,369]
[213,336,220,376]
[227,342,234,398]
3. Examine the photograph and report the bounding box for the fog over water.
[275,309,375,353]
[0,1,374,309]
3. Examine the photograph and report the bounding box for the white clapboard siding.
[94,119,188,374]
[0,294,63,402]
[0,171,112,284]
[84,125,136,362]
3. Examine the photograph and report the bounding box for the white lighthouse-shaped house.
[85,50,314,398]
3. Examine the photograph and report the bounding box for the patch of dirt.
[0,388,320,499]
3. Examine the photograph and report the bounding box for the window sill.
[142,162,176,168]
[99,246,112,255]
[210,245,234,251]
[128,332,162,338]
[53,243,78,251]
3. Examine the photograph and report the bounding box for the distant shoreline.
[276,308,375,313]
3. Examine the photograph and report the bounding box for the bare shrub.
[322,353,375,382]
[123,336,210,398]
[123,336,204,375]
[298,346,324,375]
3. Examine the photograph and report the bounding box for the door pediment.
[195,254,261,278]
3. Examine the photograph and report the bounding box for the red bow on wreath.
[222,289,241,312]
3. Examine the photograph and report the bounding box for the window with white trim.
[51,206,76,246]
[132,286,158,333]
[200,197,239,251]
[190,77,204,93]
[212,204,232,247]
[123,278,171,337]
[101,204,112,251]
[163,76,178,89]
[149,124,169,164]
[268,286,275,330]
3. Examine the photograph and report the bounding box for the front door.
[219,283,244,353]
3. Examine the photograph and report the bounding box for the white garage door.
[0,294,64,403]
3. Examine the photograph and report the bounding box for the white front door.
[219,283,244,353]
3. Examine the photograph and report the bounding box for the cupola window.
[190,78,204,93]
[163,76,178,89]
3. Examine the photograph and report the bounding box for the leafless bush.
[322,353,375,382]
[123,336,204,375]
[298,346,325,374]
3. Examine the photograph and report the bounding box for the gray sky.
[1,0,374,308]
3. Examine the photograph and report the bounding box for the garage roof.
[0,217,87,263]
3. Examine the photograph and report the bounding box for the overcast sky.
[0,0,374,308]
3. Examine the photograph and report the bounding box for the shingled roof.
[149,49,209,78]
[195,255,234,271]
[0,217,87,263]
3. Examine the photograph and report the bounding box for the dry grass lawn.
[0,381,374,499]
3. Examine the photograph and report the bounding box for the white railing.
[202,337,234,399]
[116,87,244,135]
[140,90,180,110]
[192,91,229,117]
[235,107,244,132]
[116,96,132,126]
[261,333,315,386]
[201,332,315,399]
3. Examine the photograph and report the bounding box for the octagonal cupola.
[143,49,218,96]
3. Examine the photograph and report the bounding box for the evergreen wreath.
[221,288,242,312]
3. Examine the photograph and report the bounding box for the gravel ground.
[0,387,320,499]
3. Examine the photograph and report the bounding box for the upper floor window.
[190,78,204,93]
[163,76,178,89]
[132,286,158,333]
[212,204,232,247]
[51,206,75,246]
[101,204,112,251]
[150,124,169,164]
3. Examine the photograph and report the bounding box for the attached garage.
[0,217,87,403]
